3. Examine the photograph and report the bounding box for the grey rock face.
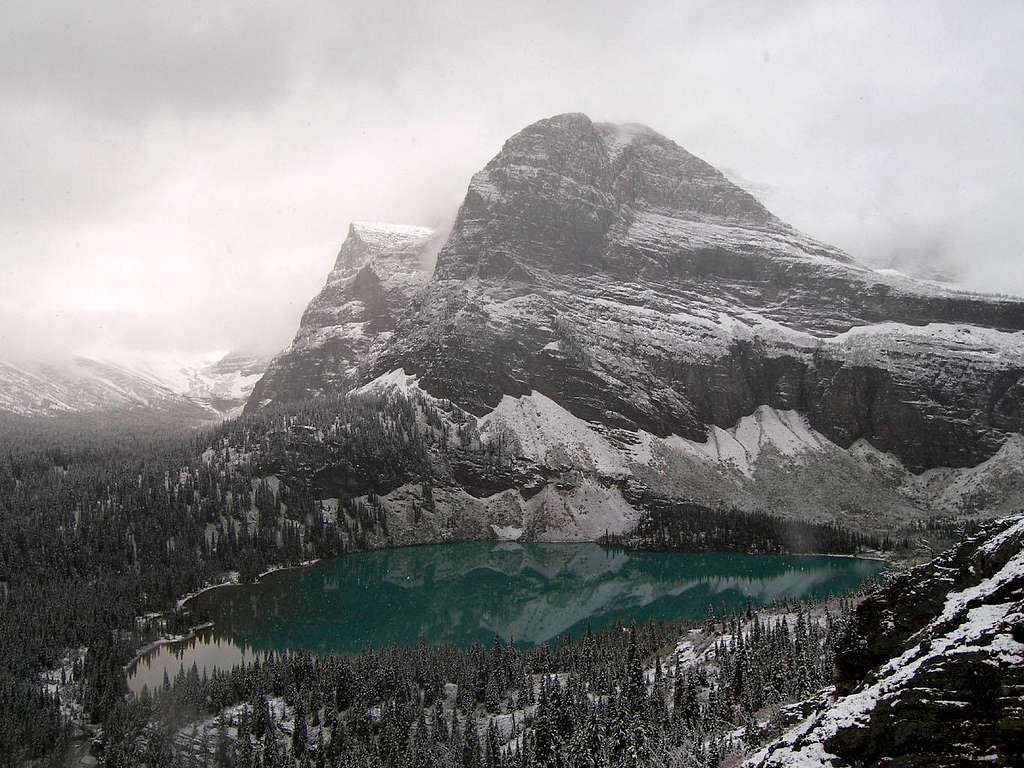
[246,222,435,411]
[368,113,1024,470]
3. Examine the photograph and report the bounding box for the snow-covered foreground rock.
[747,516,1024,766]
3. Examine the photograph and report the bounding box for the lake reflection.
[128,542,882,695]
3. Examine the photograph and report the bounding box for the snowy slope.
[174,352,268,417]
[0,351,267,421]
[479,391,631,476]
[347,369,1024,536]
[665,407,829,478]
[747,516,1024,766]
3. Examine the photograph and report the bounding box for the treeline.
[0,389,893,766]
[0,395,427,765]
[99,601,852,768]
[616,502,905,555]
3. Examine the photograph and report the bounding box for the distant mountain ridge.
[0,351,267,422]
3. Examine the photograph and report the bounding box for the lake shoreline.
[128,541,887,696]
[128,560,327,675]
[123,621,215,675]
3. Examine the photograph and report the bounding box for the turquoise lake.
[127,542,884,695]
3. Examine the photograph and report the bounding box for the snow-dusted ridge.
[352,368,1024,528]
[747,516,1024,767]
[244,223,436,411]
[0,352,268,420]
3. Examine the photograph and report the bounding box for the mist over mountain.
[2,1,1023,366]
[0,350,267,422]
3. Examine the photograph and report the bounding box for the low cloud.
[2,0,1022,362]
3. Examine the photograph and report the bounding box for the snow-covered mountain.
[364,113,1023,473]
[245,113,1024,526]
[0,351,267,422]
[141,351,269,418]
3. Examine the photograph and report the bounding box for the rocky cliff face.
[266,371,1020,544]
[367,113,1024,472]
[247,113,1024,532]
[749,515,1024,767]
[246,222,435,410]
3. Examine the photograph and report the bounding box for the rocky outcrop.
[749,515,1024,767]
[246,222,435,411]
[286,370,1020,538]
[366,113,1024,471]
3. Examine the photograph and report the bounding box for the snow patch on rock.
[349,221,435,252]
[353,368,425,398]
[665,407,830,477]
[479,390,629,477]
[824,322,1024,371]
[492,525,524,541]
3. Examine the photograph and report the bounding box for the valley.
[1,113,1021,768]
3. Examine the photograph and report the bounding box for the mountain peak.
[245,113,1024,472]
[436,112,800,285]
[478,112,778,225]
[331,221,435,283]
[347,221,434,249]
[366,114,1024,470]
[245,221,437,411]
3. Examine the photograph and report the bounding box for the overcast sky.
[1,0,1021,364]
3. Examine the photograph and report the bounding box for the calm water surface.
[128,542,883,695]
